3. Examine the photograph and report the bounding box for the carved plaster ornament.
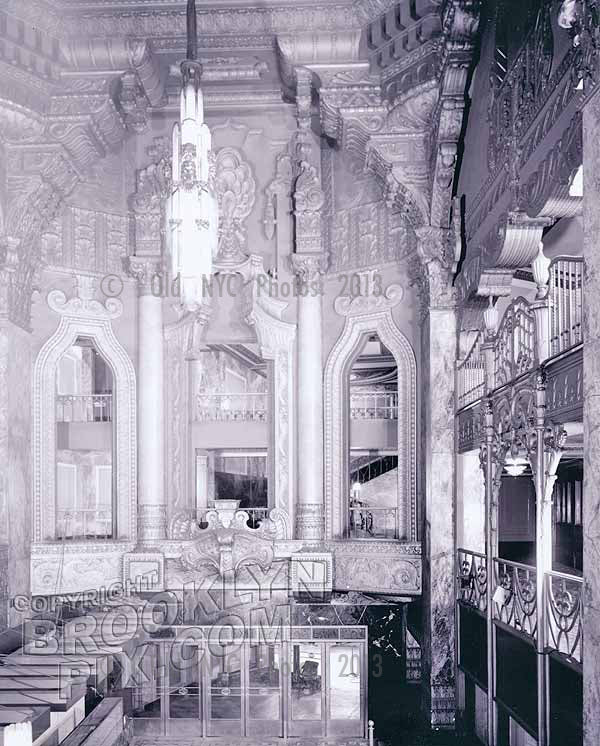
[214,147,256,263]
[179,510,276,577]
[47,274,123,320]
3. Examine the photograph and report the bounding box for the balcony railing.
[348,506,397,539]
[56,508,113,539]
[456,333,485,409]
[549,256,583,356]
[194,393,268,422]
[457,548,487,613]
[56,394,113,422]
[456,258,584,409]
[546,570,583,663]
[494,298,537,388]
[458,552,583,666]
[350,391,398,419]
[493,558,538,640]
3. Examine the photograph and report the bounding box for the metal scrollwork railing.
[546,570,583,664]
[457,548,487,613]
[493,298,537,387]
[493,558,537,640]
[549,257,583,356]
[456,333,486,409]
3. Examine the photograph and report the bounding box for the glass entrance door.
[167,642,201,736]
[128,627,367,740]
[289,642,324,737]
[246,643,283,737]
[206,643,243,736]
[328,643,364,737]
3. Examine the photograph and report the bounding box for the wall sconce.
[504,455,528,477]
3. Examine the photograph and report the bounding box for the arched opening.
[54,336,115,540]
[324,312,416,541]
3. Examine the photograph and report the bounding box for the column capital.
[290,252,329,283]
[126,255,164,296]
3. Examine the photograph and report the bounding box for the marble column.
[291,254,327,543]
[581,95,600,746]
[418,253,457,728]
[127,257,167,546]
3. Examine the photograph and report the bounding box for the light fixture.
[483,295,499,338]
[166,0,219,309]
[531,241,551,299]
[504,455,528,477]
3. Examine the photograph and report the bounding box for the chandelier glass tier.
[166,0,219,308]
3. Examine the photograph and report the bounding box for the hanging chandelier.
[166,0,219,308]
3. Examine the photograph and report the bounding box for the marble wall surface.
[456,450,485,554]
[0,323,32,625]
[421,304,457,727]
[582,97,600,746]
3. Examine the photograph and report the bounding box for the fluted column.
[127,257,167,545]
[291,254,327,543]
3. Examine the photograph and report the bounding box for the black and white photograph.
[0,0,592,744]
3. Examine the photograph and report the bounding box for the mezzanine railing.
[194,392,268,422]
[456,334,485,409]
[493,298,537,388]
[457,548,487,613]
[56,508,113,539]
[546,569,583,663]
[456,256,584,409]
[56,394,113,422]
[348,506,398,539]
[493,558,538,639]
[350,391,398,419]
[549,256,583,356]
[458,550,583,664]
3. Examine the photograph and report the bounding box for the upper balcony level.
[457,255,583,413]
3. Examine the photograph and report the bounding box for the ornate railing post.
[481,399,496,746]
[528,370,566,746]
[480,397,509,746]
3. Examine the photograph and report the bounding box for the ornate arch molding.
[33,280,136,543]
[324,287,417,540]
